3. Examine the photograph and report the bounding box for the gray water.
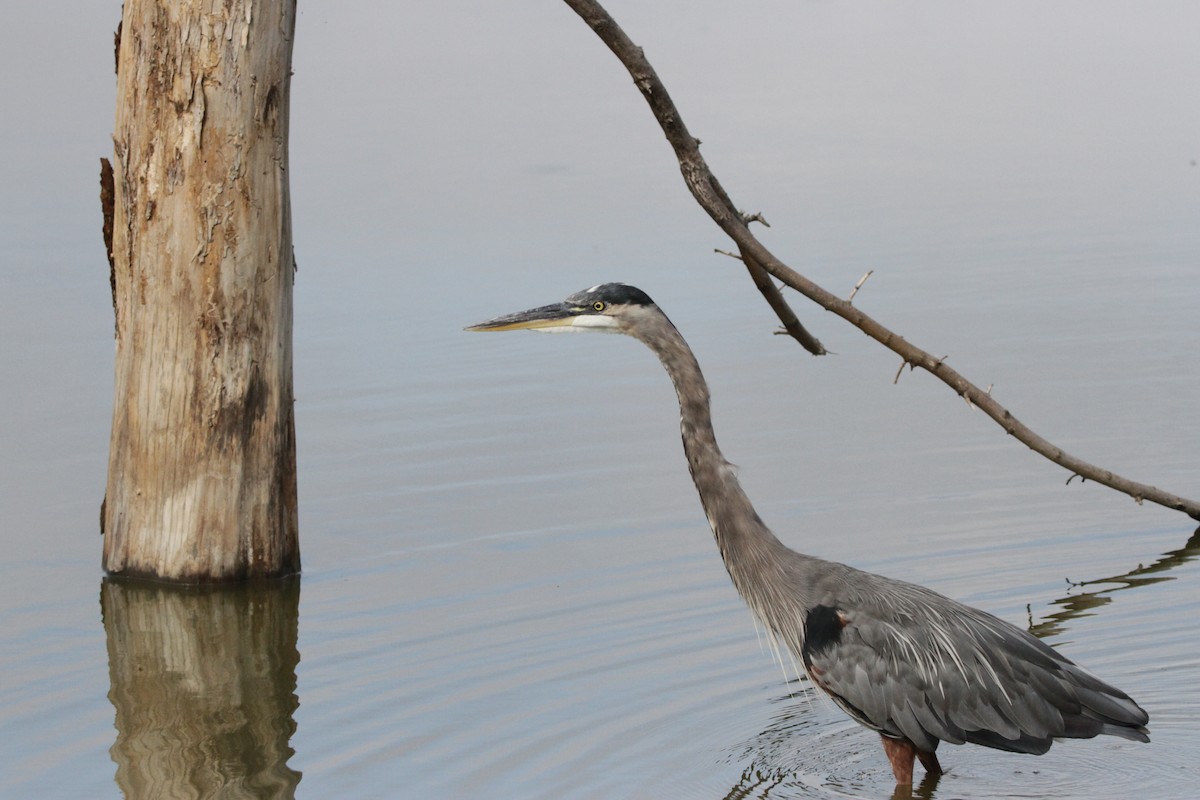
[2,1,1199,798]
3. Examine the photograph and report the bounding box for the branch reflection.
[100,576,302,799]
[1028,527,1200,639]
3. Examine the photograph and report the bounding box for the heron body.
[468,283,1149,784]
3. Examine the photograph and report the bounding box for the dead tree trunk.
[102,0,300,581]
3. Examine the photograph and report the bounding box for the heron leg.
[879,735,940,784]
[916,747,943,776]
[880,735,916,784]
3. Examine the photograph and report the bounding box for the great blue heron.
[467,283,1149,785]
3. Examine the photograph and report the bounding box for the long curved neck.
[630,312,800,612]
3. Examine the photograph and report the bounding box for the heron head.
[466,283,659,335]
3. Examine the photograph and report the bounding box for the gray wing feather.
[801,570,1148,754]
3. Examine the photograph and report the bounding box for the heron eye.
[593,301,606,312]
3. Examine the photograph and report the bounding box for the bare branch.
[739,246,827,355]
[561,0,823,355]
[561,0,1200,521]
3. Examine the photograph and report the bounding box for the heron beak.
[466,302,586,332]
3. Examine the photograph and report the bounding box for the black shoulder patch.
[802,604,845,666]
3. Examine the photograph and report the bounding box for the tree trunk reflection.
[101,576,301,799]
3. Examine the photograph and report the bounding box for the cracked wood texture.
[103,0,300,581]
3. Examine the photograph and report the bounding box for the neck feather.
[630,312,803,627]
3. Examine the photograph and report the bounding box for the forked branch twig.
[561,0,1200,521]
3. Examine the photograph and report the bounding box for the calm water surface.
[2,1,1198,798]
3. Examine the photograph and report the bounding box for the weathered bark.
[562,0,1200,521]
[103,1,300,580]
